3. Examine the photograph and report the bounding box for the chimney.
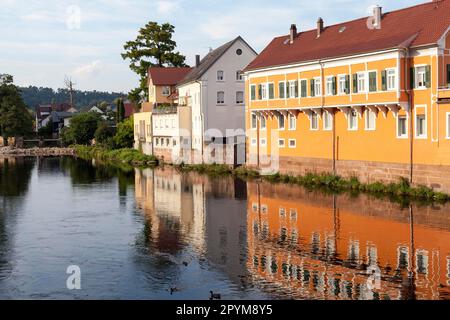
[195,55,201,67]
[373,5,382,29]
[317,17,324,38]
[289,24,297,44]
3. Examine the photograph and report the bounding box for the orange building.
[244,1,450,193]
[246,182,450,300]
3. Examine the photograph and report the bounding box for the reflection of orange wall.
[246,182,450,300]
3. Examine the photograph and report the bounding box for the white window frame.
[415,106,427,139]
[338,74,347,95]
[310,113,319,131]
[278,81,286,99]
[323,111,332,131]
[251,138,257,146]
[217,91,225,105]
[260,115,266,131]
[278,139,285,148]
[348,109,358,131]
[260,138,267,147]
[288,81,297,99]
[415,65,427,89]
[325,76,334,96]
[365,109,376,131]
[288,114,296,131]
[236,70,243,81]
[236,91,244,104]
[217,70,224,81]
[314,77,322,96]
[278,114,285,131]
[250,84,256,101]
[386,68,397,91]
[162,86,171,96]
[267,82,275,100]
[288,139,296,148]
[357,72,367,93]
[251,113,257,130]
[397,114,409,139]
[261,83,268,100]
[300,78,308,98]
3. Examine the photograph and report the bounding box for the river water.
[0,156,449,300]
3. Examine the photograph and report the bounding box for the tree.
[94,121,115,146]
[0,75,33,138]
[64,76,76,108]
[61,112,102,145]
[114,117,134,149]
[121,22,187,101]
[116,98,125,123]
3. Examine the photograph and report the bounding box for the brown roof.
[246,0,450,71]
[148,67,192,86]
[124,102,136,118]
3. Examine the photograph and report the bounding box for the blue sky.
[0,0,424,93]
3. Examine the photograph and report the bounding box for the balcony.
[438,86,450,101]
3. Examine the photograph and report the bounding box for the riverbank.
[0,147,75,157]
[73,145,449,204]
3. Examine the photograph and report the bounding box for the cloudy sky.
[0,0,424,93]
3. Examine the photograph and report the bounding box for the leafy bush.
[114,117,134,149]
[62,112,103,145]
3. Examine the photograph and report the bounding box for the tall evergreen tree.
[121,22,187,102]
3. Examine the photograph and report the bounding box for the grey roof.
[51,111,75,122]
[178,36,257,86]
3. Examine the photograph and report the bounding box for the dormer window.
[217,70,224,81]
[162,86,171,96]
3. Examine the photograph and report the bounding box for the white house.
[176,36,257,164]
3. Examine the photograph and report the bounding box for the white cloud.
[156,0,179,15]
[73,60,103,78]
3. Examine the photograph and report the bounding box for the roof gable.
[246,0,450,71]
[148,67,193,86]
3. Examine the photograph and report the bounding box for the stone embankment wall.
[0,147,75,157]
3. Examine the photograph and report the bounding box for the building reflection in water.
[247,182,450,300]
[134,166,450,300]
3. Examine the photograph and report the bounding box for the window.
[279,82,286,99]
[165,119,169,128]
[217,70,224,81]
[326,76,334,96]
[314,78,322,96]
[250,85,256,101]
[387,69,396,90]
[348,109,358,131]
[268,83,275,99]
[260,116,266,130]
[261,84,268,100]
[416,114,426,138]
[251,113,257,129]
[172,119,175,128]
[155,121,159,129]
[260,138,267,146]
[300,79,307,98]
[397,115,408,138]
[288,114,296,130]
[236,70,243,81]
[166,138,170,146]
[323,111,332,131]
[447,113,450,139]
[236,91,244,104]
[310,113,318,130]
[416,66,426,88]
[217,91,225,104]
[236,49,243,55]
[173,139,177,147]
[278,114,285,130]
[357,73,366,92]
[162,86,171,96]
[155,138,159,146]
[278,139,285,148]
[368,71,377,92]
[289,81,298,98]
[339,75,348,95]
[251,138,257,146]
[365,110,376,130]
[289,139,296,148]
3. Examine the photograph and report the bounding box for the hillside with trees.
[19,86,125,109]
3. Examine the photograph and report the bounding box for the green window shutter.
[310,79,315,97]
[279,82,285,99]
[258,84,262,99]
[345,75,350,94]
[369,72,377,92]
[447,65,450,84]
[251,86,256,100]
[286,82,290,98]
[301,80,307,98]
[295,80,299,98]
[410,67,415,90]
[352,74,358,93]
[381,70,387,91]
[332,76,337,95]
[425,65,431,88]
[268,83,274,99]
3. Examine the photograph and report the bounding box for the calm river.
[0,157,449,300]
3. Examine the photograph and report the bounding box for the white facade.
[178,37,257,153]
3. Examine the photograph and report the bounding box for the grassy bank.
[74,145,158,168]
[73,146,449,204]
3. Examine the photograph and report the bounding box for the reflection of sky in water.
[0,157,449,300]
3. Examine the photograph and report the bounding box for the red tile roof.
[148,67,192,86]
[124,103,136,118]
[246,0,450,71]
